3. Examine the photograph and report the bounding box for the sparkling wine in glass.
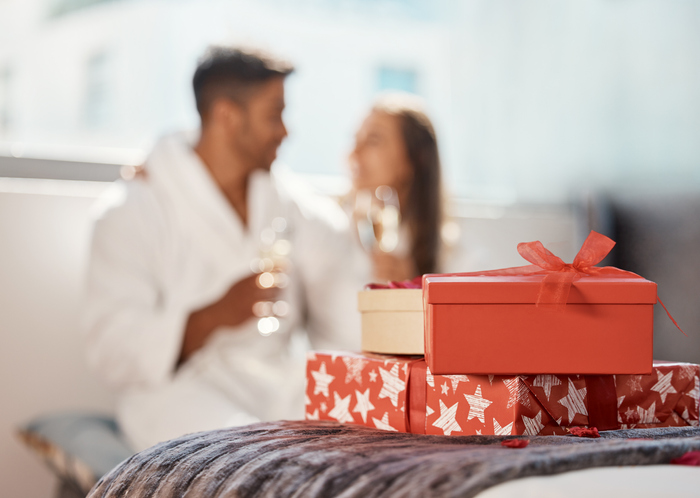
[354,185,401,253]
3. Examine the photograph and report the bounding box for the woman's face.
[349,110,413,192]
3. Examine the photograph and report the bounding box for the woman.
[348,93,443,283]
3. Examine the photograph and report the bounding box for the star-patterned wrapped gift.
[305,351,418,432]
[305,351,700,436]
[420,361,699,436]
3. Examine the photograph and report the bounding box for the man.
[84,46,358,451]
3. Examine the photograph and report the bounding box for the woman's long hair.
[373,94,442,276]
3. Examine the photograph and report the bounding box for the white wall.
[0,178,115,498]
[446,201,579,274]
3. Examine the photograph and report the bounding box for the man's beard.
[235,124,278,171]
[254,139,281,171]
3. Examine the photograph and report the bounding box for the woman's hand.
[371,251,417,283]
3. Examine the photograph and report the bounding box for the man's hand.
[371,251,417,283]
[179,273,281,363]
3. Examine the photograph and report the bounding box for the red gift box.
[423,231,658,375]
[305,351,700,436]
[414,361,699,436]
[424,274,656,375]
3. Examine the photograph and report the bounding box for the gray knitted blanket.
[88,421,700,498]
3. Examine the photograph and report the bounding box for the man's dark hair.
[193,46,294,120]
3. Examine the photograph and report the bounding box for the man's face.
[233,77,288,172]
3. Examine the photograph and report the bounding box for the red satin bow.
[512,230,634,305]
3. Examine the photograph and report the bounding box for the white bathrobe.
[84,132,360,451]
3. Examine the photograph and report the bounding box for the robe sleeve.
[291,193,363,352]
[83,183,188,391]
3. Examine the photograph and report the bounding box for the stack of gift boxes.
[305,233,700,436]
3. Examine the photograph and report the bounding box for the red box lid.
[424,275,657,305]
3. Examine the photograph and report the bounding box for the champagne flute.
[354,185,401,253]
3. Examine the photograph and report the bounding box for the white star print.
[445,375,469,394]
[426,405,435,417]
[651,371,677,404]
[488,375,495,385]
[342,357,368,385]
[330,353,339,363]
[522,411,544,436]
[432,399,462,436]
[689,376,700,402]
[328,392,354,424]
[617,396,626,424]
[369,370,378,382]
[682,406,699,427]
[676,365,696,382]
[441,382,449,396]
[627,375,643,394]
[426,367,435,388]
[637,402,660,424]
[532,374,562,401]
[306,408,320,421]
[503,377,532,409]
[464,385,493,424]
[311,362,335,397]
[320,401,328,413]
[372,412,398,432]
[353,389,375,423]
[476,429,482,435]
[378,364,406,407]
[304,393,312,406]
[623,406,637,423]
[555,417,563,426]
[493,418,514,436]
[681,407,690,423]
[558,378,588,424]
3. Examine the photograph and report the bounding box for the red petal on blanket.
[501,439,529,448]
[670,451,700,466]
[568,427,600,438]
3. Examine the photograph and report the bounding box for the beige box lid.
[357,289,423,312]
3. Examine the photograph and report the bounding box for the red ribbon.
[368,231,686,334]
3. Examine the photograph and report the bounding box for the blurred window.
[48,0,122,17]
[83,52,113,129]
[377,67,418,94]
[2,0,700,200]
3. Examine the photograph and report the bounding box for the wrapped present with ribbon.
[367,231,683,375]
[413,360,700,436]
[305,351,700,436]
[423,230,688,375]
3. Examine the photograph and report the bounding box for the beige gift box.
[357,289,424,355]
